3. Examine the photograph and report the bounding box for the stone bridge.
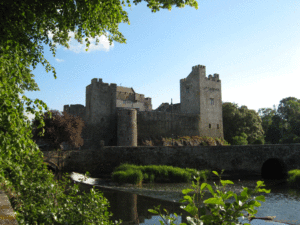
[42,144,300,179]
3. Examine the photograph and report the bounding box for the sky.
[21,0,300,124]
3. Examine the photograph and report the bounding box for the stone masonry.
[63,65,224,148]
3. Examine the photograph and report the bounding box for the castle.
[63,64,224,148]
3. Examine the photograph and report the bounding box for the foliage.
[140,136,230,146]
[112,169,143,186]
[30,110,86,150]
[149,170,271,225]
[251,137,265,145]
[223,103,264,145]
[1,0,199,223]
[287,169,300,187]
[232,133,248,145]
[112,164,210,185]
[258,97,300,144]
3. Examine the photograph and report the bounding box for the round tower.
[117,108,137,146]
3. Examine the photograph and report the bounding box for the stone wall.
[42,144,300,178]
[137,111,200,138]
[0,191,18,224]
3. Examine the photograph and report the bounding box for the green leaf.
[148,209,158,214]
[182,188,194,195]
[220,180,234,186]
[204,197,224,206]
[183,204,198,216]
[212,171,219,176]
[200,183,207,191]
[255,195,265,201]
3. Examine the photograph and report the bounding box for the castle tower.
[85,78,118,146]
[117,108,137,146]
[180,65,223,138]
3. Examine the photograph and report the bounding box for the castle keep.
[63,64,224,148]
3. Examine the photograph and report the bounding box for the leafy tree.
[258,97,300,144]
[232,132,248,145]
[222,102,264,145]
[30,110,86,150]
[258,107,276,134]
[1,0,199,223]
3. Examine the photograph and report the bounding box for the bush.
[287,169,300,187]
[252,138,265,145]
[149,170,271,225]
[232,133,248,145]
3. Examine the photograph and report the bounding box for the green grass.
[287,169,300,187]
[112,163,210,185]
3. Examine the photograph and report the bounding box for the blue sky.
[21,0,300,124]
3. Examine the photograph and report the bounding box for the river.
[70,172,300,225]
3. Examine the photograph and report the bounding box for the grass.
[112,163,211,185]
[287,169,300,187]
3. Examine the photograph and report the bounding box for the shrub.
[149,170,271,225]
[287,169,300,187]
[252,138,265,145]
[232,133,248,145]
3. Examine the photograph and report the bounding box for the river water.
[70,173,300,225]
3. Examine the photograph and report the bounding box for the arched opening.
[47,165,56,174]
[261,158,288,179]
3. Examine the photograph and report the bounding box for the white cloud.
[55,58,64,63]
[67,32,114,53]
[47,30,114,53]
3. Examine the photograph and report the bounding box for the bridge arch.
[261,158,288,179]
[44,161,59,174]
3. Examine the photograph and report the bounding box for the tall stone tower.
[180,65,223,138]
[85,78,118,146]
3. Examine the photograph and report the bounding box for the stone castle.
[63,64,224,148]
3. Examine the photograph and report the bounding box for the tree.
[258,97,300,144]
[232,132,248,145]
[222,102,264,145]
[1,0,199,223]
[30,110,86,150]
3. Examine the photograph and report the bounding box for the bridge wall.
[42,144,300,178]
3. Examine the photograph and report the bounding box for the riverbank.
[70,172,299,225]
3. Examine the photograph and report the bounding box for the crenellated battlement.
[192,64,206,71]
[207,73,220,82]
[91,78,117,87]
[63,64,223,148]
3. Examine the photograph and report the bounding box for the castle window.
[123,100,126,104]
[217,124,219,129]
[186,88,189,93]
[210,98,214,105]
[209,124,211,128]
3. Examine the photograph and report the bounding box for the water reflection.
[76,182,189,225]
[70,173,300,225]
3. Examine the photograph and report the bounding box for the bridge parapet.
[42,144,300,178]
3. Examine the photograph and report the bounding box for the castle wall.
[63,104,86,122]
[180,66,202,114]
[155,103,181,113]
[116,91,152,111]
[116,100,147,111]
[137,111,200,138]
[180,65,223,138]
[199,73,223,138]
[84,78,118,146]
[117,108,137,146]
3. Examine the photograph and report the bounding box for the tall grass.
[112,163,210,185]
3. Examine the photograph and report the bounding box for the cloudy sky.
[21,0,300,124]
